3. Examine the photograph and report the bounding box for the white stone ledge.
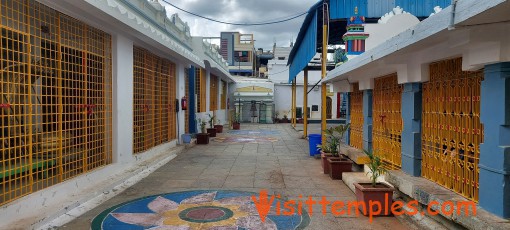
[386,171,510,230]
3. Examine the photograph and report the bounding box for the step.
[386,171,510,230]
[341,172,371,193]
[341,144,369,165]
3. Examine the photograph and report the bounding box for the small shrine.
[342,7,369,56]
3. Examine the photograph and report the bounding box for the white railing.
[121,0,192,47]
[202,40,229,72]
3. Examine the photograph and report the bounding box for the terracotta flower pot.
[196,133,210,144]
[354,182,395,216]
[321,151,334,174]
[233,122,240,130]
[214,125,223,133]
[207,128,217,137]
[327,157,353,180]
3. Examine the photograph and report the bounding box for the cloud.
[161,0,318,50]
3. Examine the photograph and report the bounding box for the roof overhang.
[325,0,510,91]
[39,0,205,68]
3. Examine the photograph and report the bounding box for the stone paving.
[62,124,413,230]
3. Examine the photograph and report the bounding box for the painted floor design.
[92,190,309,230]
[226,130,280,136]
[213,136,279,144]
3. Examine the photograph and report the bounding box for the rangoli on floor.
[92,190,309,229]
[227,130,280,136]
[213,136,279,144]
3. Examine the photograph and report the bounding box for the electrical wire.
[270,68,290,76]
[162,0,308,26]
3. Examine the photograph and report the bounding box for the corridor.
[63,124,410,229]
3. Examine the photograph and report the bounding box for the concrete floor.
[61,124,412,230]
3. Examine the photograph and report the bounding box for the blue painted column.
[362,90,373,152]
[345,92,351,145]
[188,66,197,134]
[401,83,422,177]
[479,62,510,218]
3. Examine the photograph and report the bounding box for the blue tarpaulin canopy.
[287,1,321,83]
[287,0,450,83]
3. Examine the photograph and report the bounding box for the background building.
[268,46,346,122]
[221,32,256,76]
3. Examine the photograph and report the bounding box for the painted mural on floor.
[92,190,310,229]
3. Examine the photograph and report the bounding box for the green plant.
[282,110,289,120]
[207,114,216,128]
[233,112,240,123]
[317,124,350,156]
[363,149,387,187]
[333,123,350,142]
[317,137,339,154]
[197,118,207,133]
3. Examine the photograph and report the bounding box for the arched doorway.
[326,97,332,119]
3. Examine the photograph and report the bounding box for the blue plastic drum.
[308,134,322,156]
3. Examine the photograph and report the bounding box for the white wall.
[364,13,420,51]
[176,62,186,143]
[112,34,134,164]
[274,84,320,119]
[215,79,228,125]
[268,62,322,84]
[274,84,341,120]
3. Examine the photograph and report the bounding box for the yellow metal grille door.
[372,74,403,170]
[133,47,176,154]
[221,80,227,110]
[168,62,176,140]
[210,74,218,111]
[349,83,363,150]
[195,67,202,112]
[200,68,206,112]
[422,58,483,201]
[0,0,112,205]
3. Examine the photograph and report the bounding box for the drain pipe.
[448,0,459,30]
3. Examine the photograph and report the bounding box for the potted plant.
[214,119,223,133]
[206,114,217,137]
[281,110,290,123]
[232,112,240,130]
[327,124,352,180]
[273,112,280,123]
[317,134,338,175]
[317,124,351,174]
[196,119,209,144]
[354,149,394,216]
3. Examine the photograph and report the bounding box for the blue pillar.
[362,90,373,152]
[401,83,422,176]
[188,66,197,134]
[479,62,510,218]
[345,92,351,145]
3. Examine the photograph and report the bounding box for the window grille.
[133,47,176,154]
[0,0,112,205]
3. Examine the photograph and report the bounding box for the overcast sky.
[161,0,318,51]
